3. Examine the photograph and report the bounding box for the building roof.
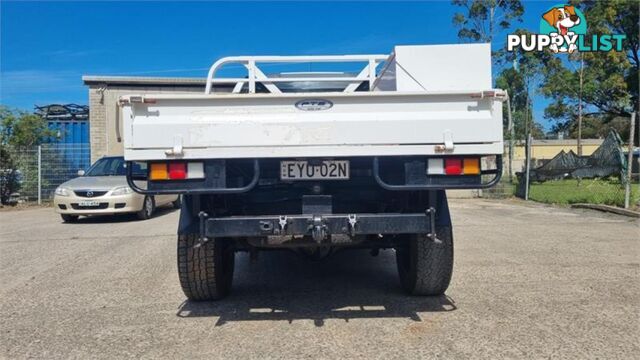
[82,75,207,86]
[35,104,89,121]
[512,139,604,146]
[531,139,604,146]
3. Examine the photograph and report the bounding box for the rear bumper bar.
[203,211,435,240]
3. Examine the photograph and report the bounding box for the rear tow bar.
[197,209,439,244]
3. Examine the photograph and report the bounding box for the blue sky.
[1,0,557,128]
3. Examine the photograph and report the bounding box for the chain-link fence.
[491,111,639,210]
[1,143,90,204]
[512,124,639,210]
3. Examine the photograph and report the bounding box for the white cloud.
[0,70,82,95]
[0,70,86,108]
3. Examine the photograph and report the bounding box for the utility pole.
[524,89,529,136]
[525,133,532,200]
[624,113,636,209]
[577,53,584,156]
[509,59,518,184]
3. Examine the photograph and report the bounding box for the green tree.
[540,0,639,145]
[550,114,630,139]
[0,106,54,146]
[497,29,551,139]
[0,106,55,203]
[0,145,20,204]
[495,67,545,139]
[581,0,638,115]
[452,0,524,43]
[452,1,547,140]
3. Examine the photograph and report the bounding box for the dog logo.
[540,5,586,53]
[507,4,625,54]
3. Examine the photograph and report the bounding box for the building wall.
[512,142,602,160]
[88,84,203,162]
[504,140,604,174]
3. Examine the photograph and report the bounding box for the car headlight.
[54,187,71,197]
[111,186,133,196]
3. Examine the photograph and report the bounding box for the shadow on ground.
[177,249,456,326]
[61,206,178,224]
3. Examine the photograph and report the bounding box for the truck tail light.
[187,162,205,178]
[168,163,187,179]
[149,161,205,180]
[150,163,168,180]
[427,158,444,175]
[463,158,480,175]
[444,158,462,175]
[427,157,482,176]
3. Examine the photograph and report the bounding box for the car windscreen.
[84,157,127,176]
[84,158,147,177]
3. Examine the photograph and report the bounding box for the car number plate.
[280,160,349,180]
[78,200,99,207]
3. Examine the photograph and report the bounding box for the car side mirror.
[77,170,85,176]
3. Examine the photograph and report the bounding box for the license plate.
[281,160,349,180]
[78,200,100,207]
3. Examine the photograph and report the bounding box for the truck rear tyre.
[396,226,453,296]
[177,234,235,301]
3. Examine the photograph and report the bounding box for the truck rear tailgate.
[121,91,503,161]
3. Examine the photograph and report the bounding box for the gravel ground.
[1,199,638,359]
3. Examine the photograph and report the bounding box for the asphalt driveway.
[1,199,638,359]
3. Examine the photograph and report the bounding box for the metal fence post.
[624,113,636,209]
[524,133,532,201]
[37,145,42,205]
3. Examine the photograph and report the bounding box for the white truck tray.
[121,44,504,161]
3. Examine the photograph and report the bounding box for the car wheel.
[136,196,155,220]
[61,214,79,223]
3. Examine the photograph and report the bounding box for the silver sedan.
[53,156,179,222]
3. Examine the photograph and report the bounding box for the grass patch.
[528,178,640,208]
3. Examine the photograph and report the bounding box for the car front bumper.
[53,193,144,216]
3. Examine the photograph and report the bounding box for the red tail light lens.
[444,158,463,175]
[168,162,187,179]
